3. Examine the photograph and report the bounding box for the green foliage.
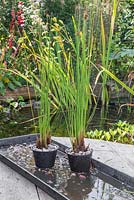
[14,9,96,151]
[0,71,23,96]
[111,0,134,77]
[7,96,26,109]
[87,120,134,144]
[0,96,26,113]
[0,0,133,148]
[110,49,134,60]
[42,0,79,33]
[43,0,78,21]
[49,10,96,152]
[114,0,134,49]
[0,0,27,94]
[13,29,61,148]
[0,1,12,41]
[101,66,134,95]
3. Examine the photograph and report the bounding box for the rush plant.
[51,7,96,153]
[4,31,59,149]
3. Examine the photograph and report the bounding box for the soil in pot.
[66,148,93,173]
[32,144,59,169]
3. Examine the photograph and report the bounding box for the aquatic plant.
[51,0,119,152]
[50,6,96,152]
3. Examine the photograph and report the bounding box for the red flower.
[17,2,25,30]
[17,10,22,15]
[10,8,15,33]
[17,14,25,26]
[18,2,23,5]
[11,9,15,18]
[8,38,13,48]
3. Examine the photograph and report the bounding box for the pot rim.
[65,147,93,156]
[32,143,59,152]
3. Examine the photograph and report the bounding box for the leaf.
[6,97,14,103]
[110,49,134,60]
[104,131,111,141]
[7,82,16,90]
[109,129,117,136]
[117,127,122,135]
[121,49,134,57]
[0,105,3,111]
[0,81,4,88]
[101,66,134,95]
[3,77,10,84]
[11,77,22,87]
[0,81,5,96]
[18,96,24,101]
[10,102,18,108]
[18,101,26,107]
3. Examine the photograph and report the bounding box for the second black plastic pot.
[66,148,93,173]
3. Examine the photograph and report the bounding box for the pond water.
[0,143,134,200]
[0,105,134,138]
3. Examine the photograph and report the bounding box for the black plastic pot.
[33,144,59,169]
[66,148,93,173]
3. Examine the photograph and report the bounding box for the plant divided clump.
[49,1,97,172]
[31,39,59,169]
[49,0,122,172]
[10,25,60,168]
[51,19,91,150]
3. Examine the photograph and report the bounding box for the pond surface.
[0,105,134,138]
[0,143,134,200]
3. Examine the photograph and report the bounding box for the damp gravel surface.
[0,143,134,200]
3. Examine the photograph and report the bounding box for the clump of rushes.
[5,20,62,168]
[10,29,59,149]
[36,49,51,149]
[67,16,93,152]
[51,7,95,153]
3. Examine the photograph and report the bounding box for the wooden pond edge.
[0,85,133,104]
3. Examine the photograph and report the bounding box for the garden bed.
[0,134,134,200]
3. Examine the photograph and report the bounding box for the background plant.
[87,120,134,144]
[49,3,97,152]
[0,0,27,94]
[111,0,134,78]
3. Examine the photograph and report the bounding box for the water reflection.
[63,173,95,200]
[0,106,134,138]
[88,179,134,200]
